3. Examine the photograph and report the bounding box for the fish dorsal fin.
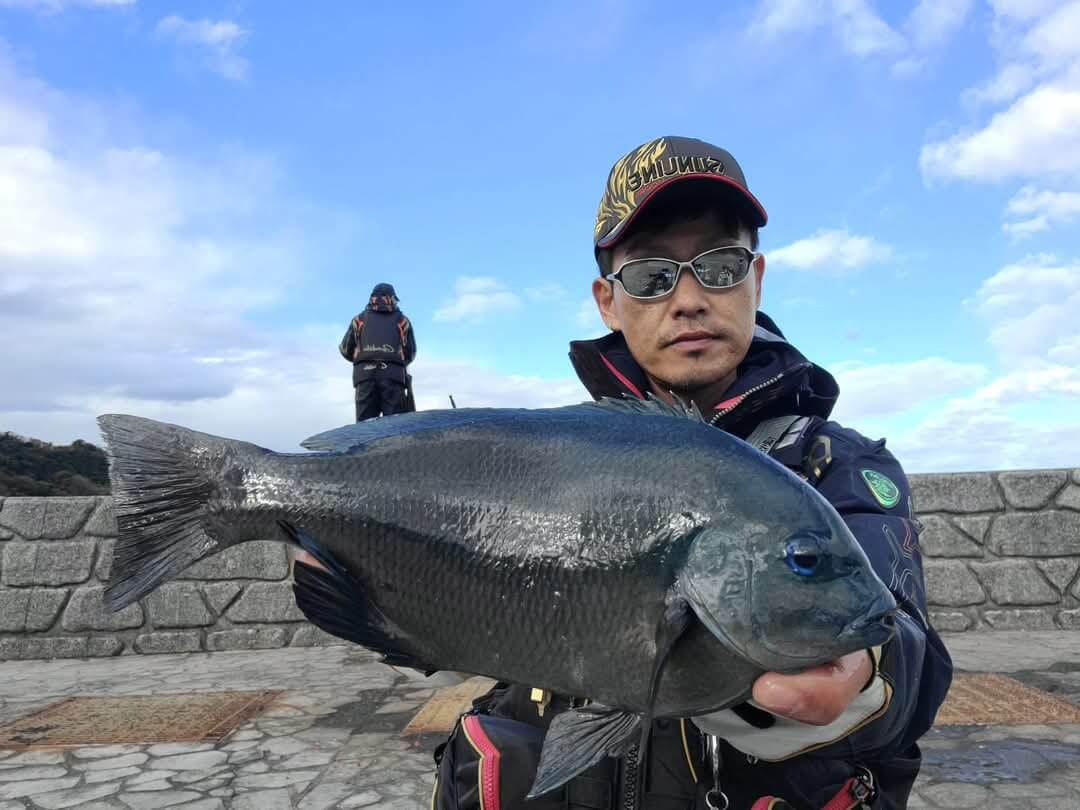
[591,393,706,422]
[299,408,523,453]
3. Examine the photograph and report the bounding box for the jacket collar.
[567,311,839,436]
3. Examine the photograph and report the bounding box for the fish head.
[682,512,896,673]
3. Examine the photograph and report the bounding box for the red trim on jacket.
[462,714,501,810]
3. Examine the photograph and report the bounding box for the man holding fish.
[429,137,952,809]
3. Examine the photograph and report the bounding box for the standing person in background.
[339,282,417,420]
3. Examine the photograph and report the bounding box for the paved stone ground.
[0,632,1078,809]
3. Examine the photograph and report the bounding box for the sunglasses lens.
[694,248,752,288]
[619,260,679,298]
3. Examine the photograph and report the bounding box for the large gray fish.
[97,399,895,797]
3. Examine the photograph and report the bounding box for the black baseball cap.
[593,136,767,251]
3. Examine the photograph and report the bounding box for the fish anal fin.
[280,521,436,673]
[527,707,641,799]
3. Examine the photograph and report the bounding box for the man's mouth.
[668,331,717,350]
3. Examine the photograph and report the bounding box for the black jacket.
[339,296,416,385]
[549,311,953,809]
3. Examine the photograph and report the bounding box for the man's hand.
[752,650,873,726]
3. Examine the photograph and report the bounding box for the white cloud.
[887,389,1080,472]
[750,0,903,56]
[971,254,1080,364]
[920,81,1080,182]
[751,0,974,68]
[155,15,249,81]
[0,50,365,445]
[767,228,893,272]
[832,0,905,55]
[987,0,1070,21]
[432,277,521,323]
[0,0,132,9]
[1003,185,1080,238]
[906,0,975,48]
[829,358,988,422]
[751,0,823,37]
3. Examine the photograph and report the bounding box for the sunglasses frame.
[604,245,759,300]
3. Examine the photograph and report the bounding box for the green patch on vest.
[861,469,900,509]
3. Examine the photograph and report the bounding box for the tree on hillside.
[0,433,110,496]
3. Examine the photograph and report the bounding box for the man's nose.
[667,265,709,317]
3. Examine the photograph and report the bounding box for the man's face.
[593,211,765,400]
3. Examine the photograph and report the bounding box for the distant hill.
[0,432,110,496]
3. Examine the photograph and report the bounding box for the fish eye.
[784,540,822,577]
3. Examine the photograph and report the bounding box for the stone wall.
[0,496,338,661]
[913,469,1080,633]
[1,469,1078,660]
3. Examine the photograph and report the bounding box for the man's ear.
[593,277,620,331]
[753,254,766,309]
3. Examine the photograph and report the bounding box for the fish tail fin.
[97,414,250,611]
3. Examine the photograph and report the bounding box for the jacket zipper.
[707,362,811,426]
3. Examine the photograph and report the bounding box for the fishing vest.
[354,309,407,365]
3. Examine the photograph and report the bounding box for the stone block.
[0,498,46,536]
[88,636,124,657]
[41,498,96,539]
[982,608,1056,630]
[1058,485,1080,512]
[94,538,115,582]
[924,560,985,606]
[179,542,287,581]
[290,625,347,647]
[0,636,89,660]
[997,470,1068,509]
[83,498,117,537]
[1074,469,1080,484]
[135,631,202,654]
[0,589,68,632]
[919,515,983,557]
[910,473,1003,514]
[62,586,144,632]
[971,561,1059,605]
[928,610,973,632]
[226,582,306,623]
[202,582,242,616]
[953,515,992,545]
[146,583,213,628]
[1037,559,1080,593]
[2,541,95,586]
[988,511,1080,556]
[1059,609,1080,629]
[206,627,287,651]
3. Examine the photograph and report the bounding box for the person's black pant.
[354,362,410,421]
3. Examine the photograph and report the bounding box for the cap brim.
[596,173,768,250]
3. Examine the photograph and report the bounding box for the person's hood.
[568,311,839,437]
[367,282,399,314]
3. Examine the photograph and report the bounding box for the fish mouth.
[839,593,897,644]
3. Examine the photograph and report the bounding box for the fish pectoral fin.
[281,521,436,672]
[527,707,640,799]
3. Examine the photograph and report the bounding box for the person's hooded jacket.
[552,310,953,809]
[339,283,417,385]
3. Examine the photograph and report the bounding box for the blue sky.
[1,0,1079,473]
